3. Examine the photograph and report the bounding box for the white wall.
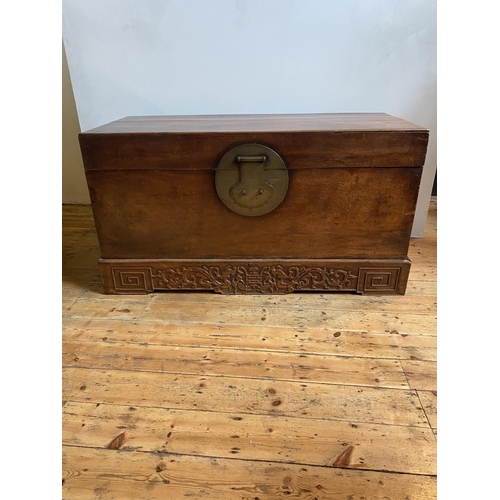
[62,41,90,204]
[62,0,436,236]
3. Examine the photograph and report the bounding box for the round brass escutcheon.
[215,143,289,216]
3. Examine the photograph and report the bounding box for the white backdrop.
[62,0,436,236]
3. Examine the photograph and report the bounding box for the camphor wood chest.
[79,113,428,295]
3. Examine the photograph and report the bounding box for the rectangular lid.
[79,113,429,170]
[83,112,427,134]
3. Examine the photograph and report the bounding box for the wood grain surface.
[83,113,429,134]
[86,167,421,260]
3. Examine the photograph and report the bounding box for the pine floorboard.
[62,197,437,500]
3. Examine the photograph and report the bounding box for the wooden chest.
[79,113,428,295]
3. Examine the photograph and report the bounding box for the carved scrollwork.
[152,266,245,294]
[151,263,358,294]
[258,265,358,293]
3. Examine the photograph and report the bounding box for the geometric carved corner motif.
[111,267,153,293]
[357,267,401,293]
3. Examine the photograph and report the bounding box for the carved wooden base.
[99,258,411,295]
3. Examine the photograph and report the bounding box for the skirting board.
[99,259,411,295]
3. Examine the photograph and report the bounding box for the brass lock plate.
[215,144,289,216]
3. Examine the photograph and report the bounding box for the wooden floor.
[62,198,437,500]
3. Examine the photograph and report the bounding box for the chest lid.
[79,113,429,171]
